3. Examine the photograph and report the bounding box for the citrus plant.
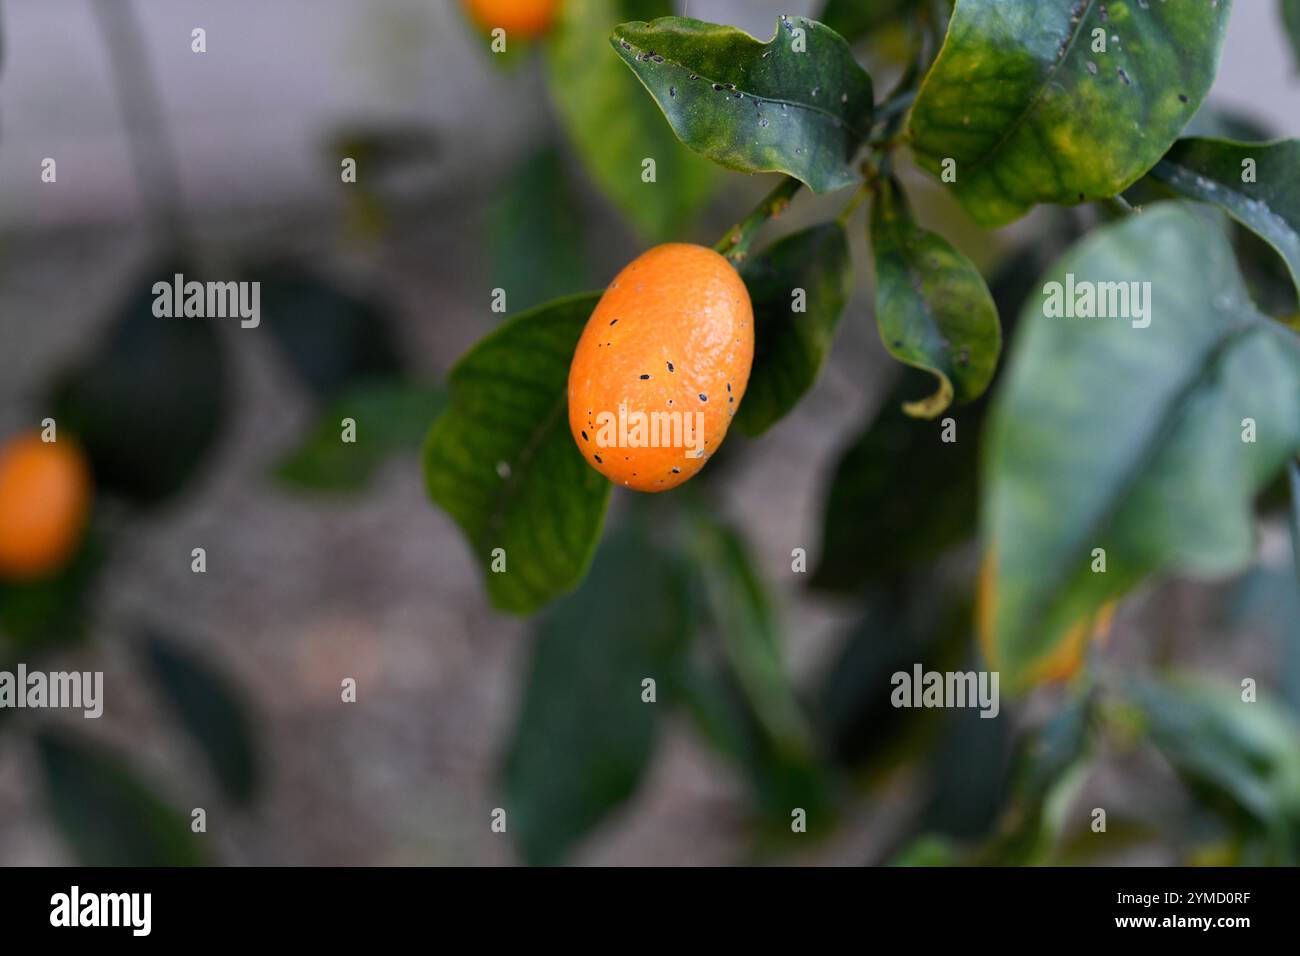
[423,0,1300,864]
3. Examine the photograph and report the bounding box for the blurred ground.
[0,0,1297,865]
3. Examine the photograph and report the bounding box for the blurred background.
[0,0,1298,866]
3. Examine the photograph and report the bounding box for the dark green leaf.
[920,698,1013,840]
[612,16,874,193]
[255,265,404,401]
[870,176,1001,418]
[809,239,1050,595]
[688,517,813,757]
[423,293,611,615]
[502,522,688,865]
[984,203,1300,687]
[488,146,594,314]
[276,380,445,492]
[51,268,226,506]
[1151,138,1300,296]
[546,0,716,241]
[140,633,260,804]
[0,533,101,658]
[37,730,205,866]
[680,515,834,838]
[815,581,971,771]
[909,0,1232,226]
[811,374,983,593]
[736,223,852,437]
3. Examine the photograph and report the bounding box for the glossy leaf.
[870,176,1000,417]
[140,632,260,804]
[488,146,593,314]
[909,0,1232,226]
[502,522,688,865]
[51,267,226,506]
[423,293,611,615]
[612,16,874,193]
[984,203,1300,687]
[736,223,852,437]
[276,380,445,492]
[38,730,205,866]
[546,0,716,241]
[1151,138,1300,295]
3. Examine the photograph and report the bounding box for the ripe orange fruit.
[461,0,560,38]
[976,551,1115,685]
[568,243,754,492]
[0,432,92,581]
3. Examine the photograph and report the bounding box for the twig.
[714,176,802,265]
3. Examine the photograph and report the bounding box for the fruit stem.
[715,176,803,266]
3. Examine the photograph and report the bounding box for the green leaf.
[811,374,983,593]
[984,203,1300,687]
[679,514,833,839]
[423,293,611,615]
[0,533,102,657]
[736,223,852,437]
[909,0,1232,226]
[870,176,1001,418]
[815,580,972,773]
[37,730,205,866]
[546,0,716,241]
[488,146,594,314]
[1130,677,1300,859]
[1150,138,1300,296]
[140,633,260,805]
[502,521,688,865]
[810,238,1053,595]
[276,380,445,492]
[611,16,874,193]
[51,266,227,506]
[255,265,404,401]
[688,517,813,757]
[1283,0,1300,72]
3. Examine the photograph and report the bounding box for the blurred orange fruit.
[568,243,754,492]
[0,432,92,581]
[976,551,1116,685]
[462,0,561,38]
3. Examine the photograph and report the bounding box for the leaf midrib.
[1013,318,1277,666]
[933,0,1097,176]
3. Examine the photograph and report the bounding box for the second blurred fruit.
[0,433,92,582]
